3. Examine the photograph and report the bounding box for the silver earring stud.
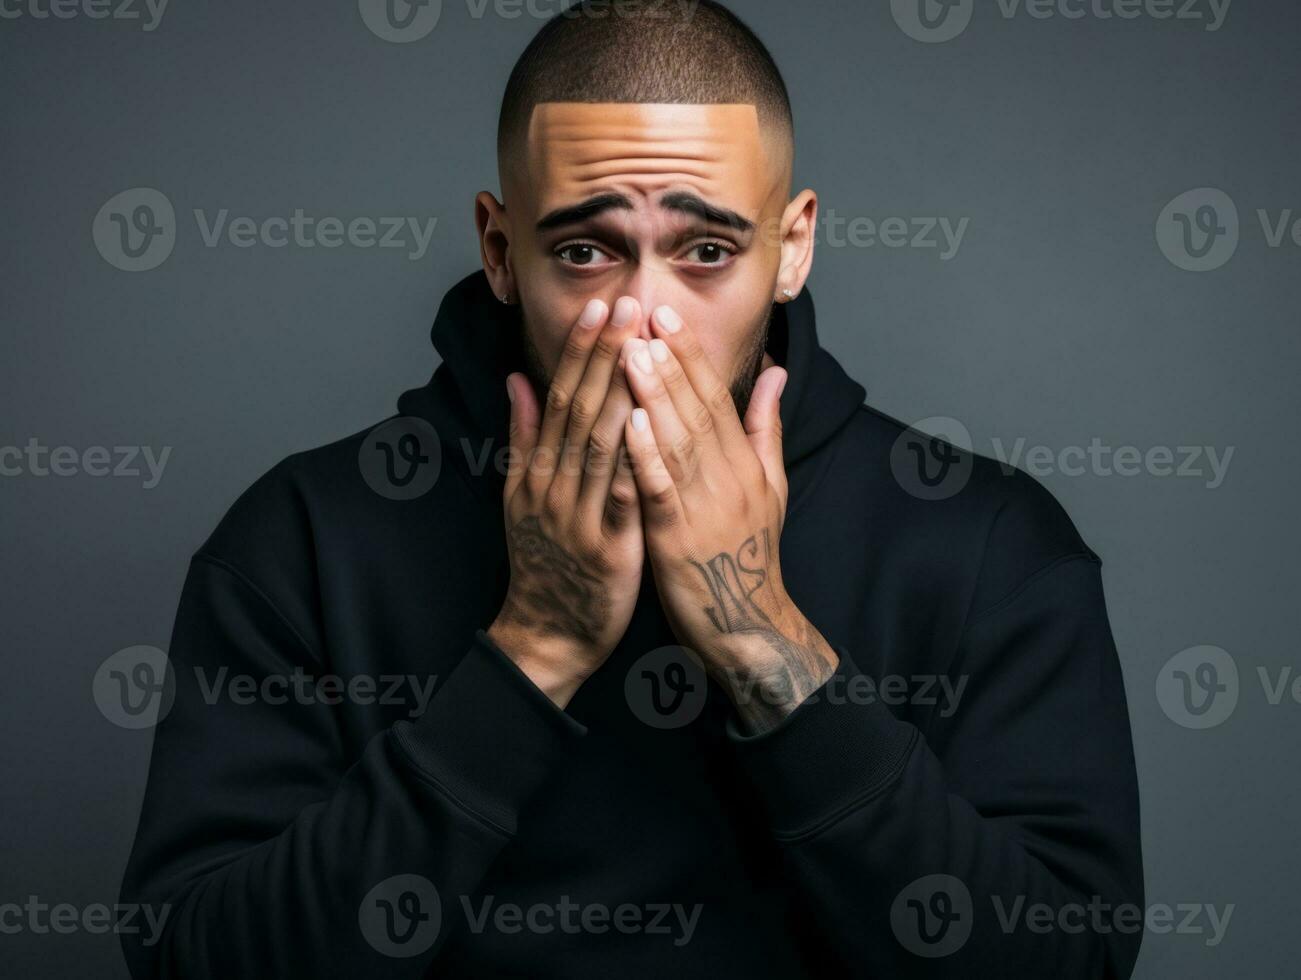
[781,288,795,299]
[500,293,509,304]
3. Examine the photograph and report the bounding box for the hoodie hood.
[397,269,864,480]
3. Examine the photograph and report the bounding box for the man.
[120,2,1144,977]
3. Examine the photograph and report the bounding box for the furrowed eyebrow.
[659,191,755,233]
[536,193,634,231]
[535,191,755,234]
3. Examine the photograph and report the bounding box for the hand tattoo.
[689,527,834,731]
[500,516,609,645]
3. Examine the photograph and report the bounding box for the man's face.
[495,102,796,407]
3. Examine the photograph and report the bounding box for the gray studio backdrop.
[2,1,1297,976]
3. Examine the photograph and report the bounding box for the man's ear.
[475,191,514,303]
[774,189,817,303]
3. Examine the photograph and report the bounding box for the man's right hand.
[488,296,645,708]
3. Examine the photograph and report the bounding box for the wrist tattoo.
[689,527,833,731]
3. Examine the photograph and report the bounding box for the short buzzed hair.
[497,0,794,173]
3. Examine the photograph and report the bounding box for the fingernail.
[653,305,681,333]
[774,369,788,400]
[648,339,669,364]
[632,407,649,431]
[579,299,606,329]
[505,377,515,403]
[632,347,653,374]
[612,296,636,327]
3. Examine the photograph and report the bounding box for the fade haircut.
[496,0,794,181]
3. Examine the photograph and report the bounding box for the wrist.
[703,606,838,734]
[486,618,591,710]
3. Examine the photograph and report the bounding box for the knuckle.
[593,333,623,361]
[677,333,704,362]
[545,383,572,416]
[707,384,734,414]
[687,401,715,434]
[669,434,696,472]
[587,425,617,461]
[650,486,677,512]
[561,331,590,363]
[567,395,597,428]
[543,480,568,515]
[604,490,635,526]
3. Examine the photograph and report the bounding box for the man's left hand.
[620,304,838,733]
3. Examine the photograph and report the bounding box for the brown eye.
[687,241,734,265]
[556,242,613,267]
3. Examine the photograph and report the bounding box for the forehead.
[523,102,785,219]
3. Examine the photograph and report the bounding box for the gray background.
[2,0,1298,976]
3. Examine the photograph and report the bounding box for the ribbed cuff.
[727,646,918,839]
[393,629,586,834]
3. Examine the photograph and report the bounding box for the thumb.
[744,366,788,508]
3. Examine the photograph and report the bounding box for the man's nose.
[616,265,665,341]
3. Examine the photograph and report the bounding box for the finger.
[744,365,789,513]
[532,299,610,483]
[503,372,540,502]
[578,368,634,525]
[602,440,641,533]
[649,305,752,465]
[624,406,682,531]
[645,336,723,452]
[557,296,640,495]
[622,337,700,487]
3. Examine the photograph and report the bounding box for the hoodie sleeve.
[728,475,1145,978]
[118,468,584,979]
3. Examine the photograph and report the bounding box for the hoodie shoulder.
[189,420,397,653]
[829,404,1098,618]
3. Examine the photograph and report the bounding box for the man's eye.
[555,243,614,267]
[685,241,735,265]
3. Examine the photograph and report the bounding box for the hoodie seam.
[387,726,515,839]
[966,552,1099,626]
[191,552,322,668]
[770,726,920,844]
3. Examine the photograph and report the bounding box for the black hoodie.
[119,270,1144,979]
